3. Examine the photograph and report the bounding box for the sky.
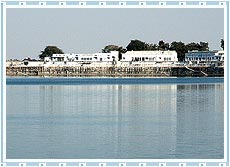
[6,8,224,60]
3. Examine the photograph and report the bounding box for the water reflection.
[176,84,224,158]
[6,83,223,159]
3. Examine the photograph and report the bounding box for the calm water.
[6,77,224,159]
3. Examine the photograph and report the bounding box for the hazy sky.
[7,8,224,60]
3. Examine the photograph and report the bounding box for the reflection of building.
[175,84,224,158]
[112,84,178,158]
[185,50,224,67]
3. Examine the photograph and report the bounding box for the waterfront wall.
[6,65,224,77]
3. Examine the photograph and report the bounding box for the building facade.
[45,51,119,63]
[120,51,178,63]
[185,50,224,66]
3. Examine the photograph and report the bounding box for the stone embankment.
[6,64,224,77]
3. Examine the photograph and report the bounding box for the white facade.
[78,51,119,62]
[215,50,224,61]
[185,50,224,66]
[121,51,178,62]
[6,60,23,67]
[47,51,119,63]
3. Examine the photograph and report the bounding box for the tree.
[158,40,165,50]
[147,43,158,50]
[102,45,127,60]
[164,43,170,50]
[39,46,64,60]
[126,39,149,51]
[221,39,224,50]
[102,45,120,53]
[185,42,200,51]
[199,42,209,51]
[185,42,209,51]
[157,40,169,51]
[170,41,187,61]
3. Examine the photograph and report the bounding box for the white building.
[45,51,119,63]
[185,50,224,66]
[215,50,224,61]
[120,51,178,62]
[215,50,224,67]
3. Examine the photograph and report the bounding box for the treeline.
[103,39,224,61]
[38,39,224,61]
[103,40,212,61]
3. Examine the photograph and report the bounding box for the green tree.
[221,39,224,50]
[199,42,209,51]
[102,45,127,60]
[185,42,209,51]
[185,42,200,51]
[102,45,121,53]
[158,40,165,50]
[39,46,64,60]
[157,40,169,50]
[147,43,158,50]
[126,39,149,51]
[164,43,170,50]
[170,41,187,61]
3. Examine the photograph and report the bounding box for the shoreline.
[6,77,224,86]
[6,66,224,77]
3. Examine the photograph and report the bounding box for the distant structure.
[6,50,224,77]
[6,50,224,68]
[44,51,119,63]
[43,50,178,65]
[185,50,224,67]
[121,51,178,62]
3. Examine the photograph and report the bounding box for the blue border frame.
[0,1,229,166]
[1,1,228,6]
[226,2,228,164]
[1,2,4,165]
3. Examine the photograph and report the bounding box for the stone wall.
[6,65,224,77]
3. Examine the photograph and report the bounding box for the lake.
[6,77,224,159]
